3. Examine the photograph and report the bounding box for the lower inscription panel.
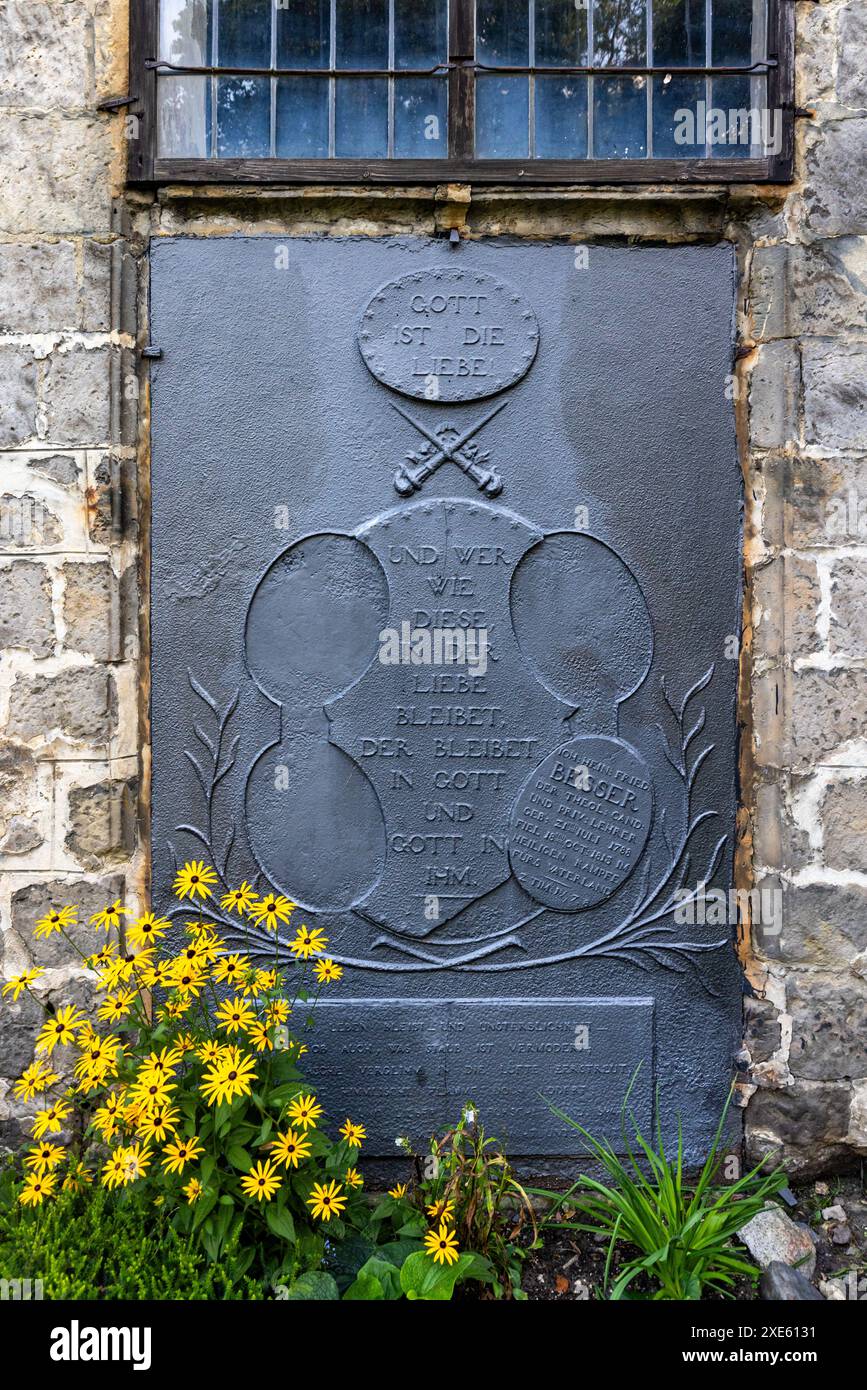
[306,997,654,1155]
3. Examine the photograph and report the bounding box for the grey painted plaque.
[150,238,742,1161]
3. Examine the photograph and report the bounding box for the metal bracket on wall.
[141,345,162,360]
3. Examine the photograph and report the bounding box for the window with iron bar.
[127,0,795,184]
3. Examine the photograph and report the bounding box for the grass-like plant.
[534,1078,786,1300]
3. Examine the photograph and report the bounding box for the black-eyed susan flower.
[256,968,278,991]
[127,911,170,948]
[138,1046,182,1081]
[220,882,258,916]
[249,893,294,933]
[214,995,255,1036]
[213,953,250,987]
[426,1198,456,1222]
[195,1038,223,1066]
[128,1074,175,1114]
[25,1141,66,1173]
[165,958,208,998]
[288,925,327,960]
[89,899,131,932]
[2,968,44,1000]
[97,990,137,1024]
[247,1019,273,1052]
[13,1060,59,1100]
[266,999,290,1027]
[240,1158,282,1202]
[423,1223,460,1266]
[174,1031,197,1055]
[313,957,343,984]
[344,1167,363,1190]
[35,905,77,939]
[35,1005,84,1055]
[139,957,171,989]
[286,1093,322,1131]
[183,1176,203,1203]
[173,860,218,901]
[19,1172,57,1206]
[136,1105,180,1144]
[388,1182,409,1199]
[306,1179,346,1222]
[62,1162,93,1193]
[269,1128,312,1169]
[122,1143,152,1183]
[92,1091,127,1141]
[339,1119,366,1148]
[162,1134,204,1174]
[96,956,135,992]
[32,1099,71,1139]
[200,1047,257,1107]
[102,1146,129,1189]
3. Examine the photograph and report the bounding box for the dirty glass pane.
[477,0,529,66]
[536,0,587,65]
[336,0,389,68]
[652,74,705,156]
[217,0,271,67]
[395,0,448,68]
[709,74,763,157]
[593,0,646,64]
[535,75,588,157]
[160,0,212,64]
[712,0,754,65]
[216,76,270,154]
[475,75,529,156]
[653,0,706,65]
[593,75,647,156]
[276,77,329,155]
[335,77,388,155]
[158,74,212,155]
[394,78,448,156]
[276,0,330,68]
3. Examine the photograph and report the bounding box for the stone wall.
[0,0,865,1173]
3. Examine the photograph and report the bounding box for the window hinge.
[97,93,138,112]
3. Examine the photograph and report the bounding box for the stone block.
[0,113,116,235]
[789,668,867,770]
[749,340,799,449]
[42,344,112,447]
[788,974,867,1081]
[0,1,93,108]
[0,240,80,332]
[830,556,867,658]
[803,118,867,238]
[822,779,867,871]
[0,558,54,656]
[9,874,126,969]
[803,343,867,451]
[62,559,120,661]
[767,882,867,969]
[6,666,115,746]
[63,774,138,869]
[763,454,867,549]
[837,3,867,111]
[0,345,38,447]
[745,1081,852,1176]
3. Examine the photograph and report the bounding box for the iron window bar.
[148,59,776,78]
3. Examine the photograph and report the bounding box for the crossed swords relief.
[391,398,506,498]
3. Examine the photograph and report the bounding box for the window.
[128,0,794,182]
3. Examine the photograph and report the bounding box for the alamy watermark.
[378,620,488,678]
[674,103,783,157]
[674,883,782,934]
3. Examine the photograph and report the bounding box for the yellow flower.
[165,958,208,998]
[286,1093,323,1131]
[266,999,291,1026]
[214,995,256,1035]
[289,925,327,960]
[220,882,258,916]
[2,968,44,1000]
[62,1161,92,1193]
[426,1198,455,1222]
[247,1019,273,1052]
[92,1092,127,1141]
[102,1146,129,1189]
[136,1105,179,1144]
[35,1005,84,1055]
[13,1060,59,1100]
[339,1119,366,1148]
[240,1158,282,1202]
[128,1074,175,1114]
[122,1143,152,1183]
[88,943,117,968]
[212,953,250,987]
[32,1099,71,1139]
[97,990,137,1024]
[344,1167,364,1190]
[173,860,218,901]
[306,1179,346,1222]
[127,911,170,948]
[25,1141,66,1173]
[200,1046,257,1107]
[162,1135,204,1174]
[388,1182,409,1199]
[138,1046,182,1081]
[270,1128,312,1169]
[423,1223,460,1266]
[313,957,343,984]
[195,1038,224,1066]
[89,899,131,932]
[249,893,294,932]
[96,956,134,992]
[183,1176,203,1203]
[74,1033,121,1086]
[256,968,278,990]
[174,1031,197,1054]
[35,905,77,939]
[19,1173,57,1206]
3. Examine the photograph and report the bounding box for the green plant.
[0,1168,265,1299]
[413,1102,537,1299]
[534,1081,786,1300]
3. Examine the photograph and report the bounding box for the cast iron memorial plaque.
[150,238,742,1160]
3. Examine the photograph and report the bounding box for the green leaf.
[281,1271,339,1301]
[377,1238,422,1268]
[342,1269,385,1301]
[265,1205,296,1243]
[227,1145,252,1172]
[200,1155,216,1186]
[399,1251,475,1301]
[351,1256,403,1300]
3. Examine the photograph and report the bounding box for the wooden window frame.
[128,0,795,186]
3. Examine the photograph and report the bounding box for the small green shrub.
[534,1082,786,1300]
[0,1167,265,1300]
